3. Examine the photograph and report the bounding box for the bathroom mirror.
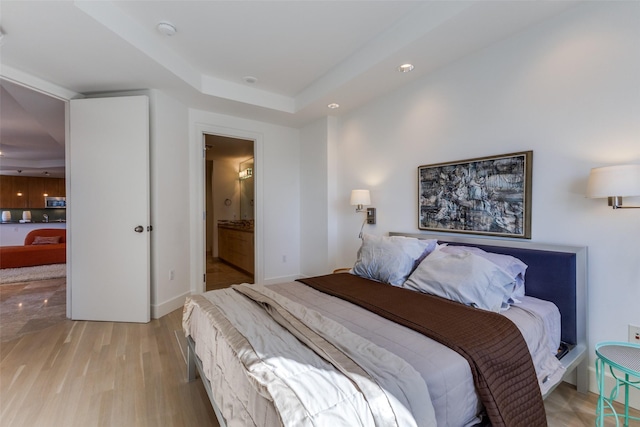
[239,158,254,220]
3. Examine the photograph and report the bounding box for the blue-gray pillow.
[439,245,527,301]
[403,248,514,312]
[351,234,437,287]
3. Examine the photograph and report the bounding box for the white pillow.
[439,245,527,301]
[351,234,437,287]
[403,248,515,312]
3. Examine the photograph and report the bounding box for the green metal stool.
[595,341,640,427]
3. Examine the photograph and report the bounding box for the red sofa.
[0,228,66,269]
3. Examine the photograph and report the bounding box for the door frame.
[190,123,263,293]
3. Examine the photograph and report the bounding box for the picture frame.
[418,151,532,238]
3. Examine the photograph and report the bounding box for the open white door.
[69,96,150,322]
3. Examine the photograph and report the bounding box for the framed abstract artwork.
[418,151,532,238]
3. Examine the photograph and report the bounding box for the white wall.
[189,110,301,289]
[300,118,328,276]
[148,90,191,318]
[299,116,341,276]
[331,1,639,399]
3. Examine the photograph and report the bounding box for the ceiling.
[0,79,66,177]
[0,0,581,174]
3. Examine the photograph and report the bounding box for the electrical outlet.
[629,324,640,344]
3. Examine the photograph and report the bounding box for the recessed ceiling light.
[397,63,414,73]
[156,21,177,36]
[327,103,340,109]
[243,76,258,84]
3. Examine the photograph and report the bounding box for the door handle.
[134,225,144,233]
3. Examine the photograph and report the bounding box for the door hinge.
[203,273,206,283]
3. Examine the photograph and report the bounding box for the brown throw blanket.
[298,273,547,427]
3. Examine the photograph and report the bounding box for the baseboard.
[152,290,191,319]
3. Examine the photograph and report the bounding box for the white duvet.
[183,283,437,427]
[184,280,564,427]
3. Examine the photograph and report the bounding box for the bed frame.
[187,233,588,426]
[187,336,227,426]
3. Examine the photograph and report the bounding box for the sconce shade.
[350,189,371,206]
[586,164,640,198]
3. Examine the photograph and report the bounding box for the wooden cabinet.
[44,177,65,197]
[28,177,46,207]
[1,176,26,208]
[0,176,65,208]
[0,176,17,208]
[218,226,254,275]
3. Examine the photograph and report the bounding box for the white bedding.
[184,280,565,427]
[184,284,436,427]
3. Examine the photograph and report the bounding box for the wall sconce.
[586,164,640,209]
[350,189,376,238]
[239,168,253,180]
[350,189,370,212]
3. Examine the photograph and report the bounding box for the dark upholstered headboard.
[389,232,587,347]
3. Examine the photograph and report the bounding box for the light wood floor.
[2,268,639,426]
[0,309,218,427]
[3,310,639,427]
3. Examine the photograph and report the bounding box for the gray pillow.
[351,234,437,287]
[439,245,527,301]
[403,248,514,312]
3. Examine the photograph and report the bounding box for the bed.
[183,232,588,427]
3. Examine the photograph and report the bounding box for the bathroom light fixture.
[586,164,640,209]
[350,189,376,238]
[327,103,340,109]
[397,63,414,73]
[239,168,253,180]
[156,21,177,36]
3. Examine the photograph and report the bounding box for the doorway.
[204,134,255,290]
[0,78,68,340]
